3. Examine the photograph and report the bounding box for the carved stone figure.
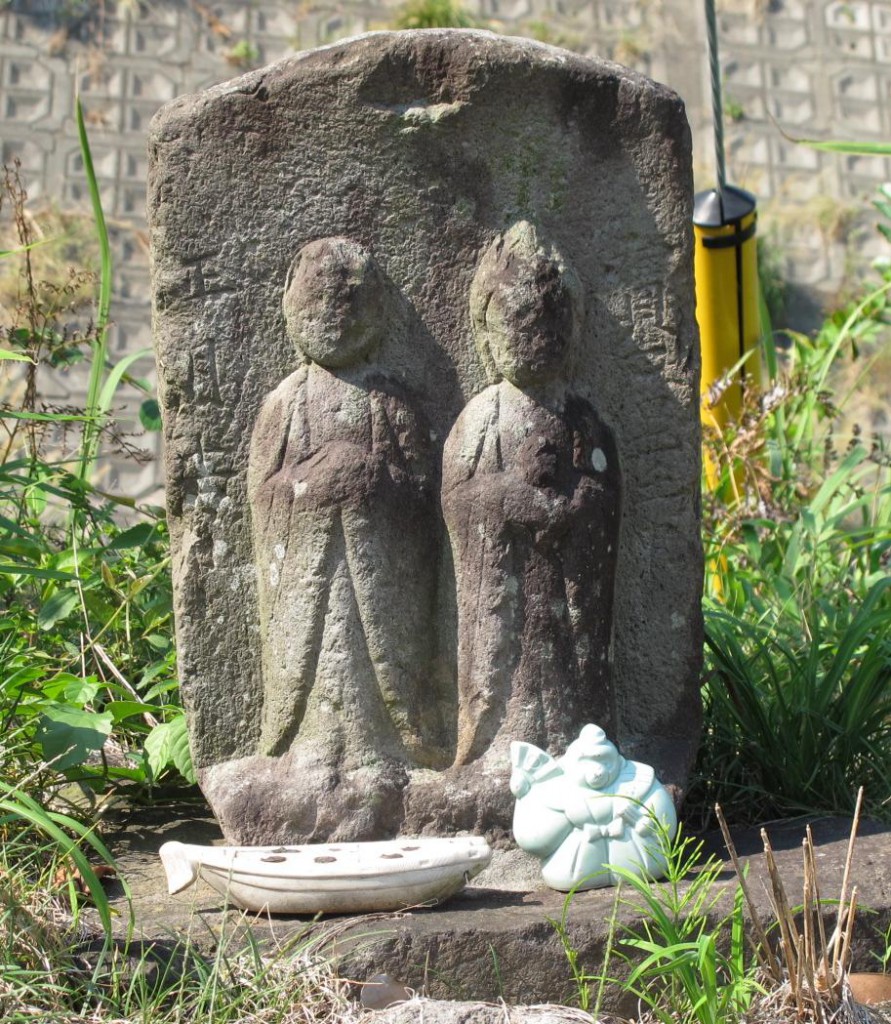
[441,222,621,768]
[248,237,443,770]
[510,724,678,890]
[151,31,704,846]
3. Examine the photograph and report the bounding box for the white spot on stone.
[591,448,608,472]
[293,480,307,498]
[213,539,229,563]
[274,543,286,561]
[671,612,686,629]
[400,100,465,124]
[196,488,222,510]
[269,563,280,589]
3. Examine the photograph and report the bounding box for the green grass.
[1,114,189,804]
[611,830,761,1024]
[692,194,891,827]
[394,0,478,29]
[0,818,356,1023]
[552,812,872,1024]
[695,579,891,823]
[551,829,753,1024]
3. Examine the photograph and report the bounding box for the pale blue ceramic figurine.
[509,724,678,891]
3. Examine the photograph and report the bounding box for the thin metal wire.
[704,0,727,198]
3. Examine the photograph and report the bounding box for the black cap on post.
[694,185,757,229]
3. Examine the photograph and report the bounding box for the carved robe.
[248,362,439,765]
[442,380,621,765]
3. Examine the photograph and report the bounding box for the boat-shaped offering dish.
[159,836,492,914]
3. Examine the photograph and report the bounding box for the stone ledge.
[99,802,891,1012]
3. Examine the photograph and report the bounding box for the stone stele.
[149,29,703,847]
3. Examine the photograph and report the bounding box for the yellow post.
[693,185,761,442]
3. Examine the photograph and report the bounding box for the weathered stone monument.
[149,29,702,847]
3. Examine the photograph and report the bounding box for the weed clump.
[691,241,891,828]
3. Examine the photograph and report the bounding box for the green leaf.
[142,677,179,702]
[37,589,81,631]
[100,560,118,593]
[0,348,36,362]
[35,706,113,771]
[778,122,891,156]
[8,327,33,346]
[106,522,158,550]
[106,699,160,724]
[0,409,90,422]
[138,659,171,687]
[41,674,100,705]
[0,238,51,259]
[798,138,891,156]
[48,345,86,369]
[0,781,119,935]
[97,348,152,416]
[810,445,869,514]
[127,575,153,598]
[0,535,45,560]
[139,398,163,431]
[144,633,171,652]
[144,714,195,783]
[0,512,32,539]
[740,522,762,564]
[2,665,48,700]
[75,94,113,483]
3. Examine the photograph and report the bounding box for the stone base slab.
[99,802,891,1012]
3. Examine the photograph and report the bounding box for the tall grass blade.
[0,783,116,935]
[97,347,152,414]
[75,95,113,483]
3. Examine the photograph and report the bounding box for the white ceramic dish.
[159,836,492,914]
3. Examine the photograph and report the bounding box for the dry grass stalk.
[840,887,860,980]
[832,788,865,975]
[715,803,782,982]
[800,839,825,1024]
[719,791,876,1023]
[762,827,804,1015]
[806,823,831,988]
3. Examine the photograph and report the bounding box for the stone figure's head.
[563,724,623,791]
[283,237,387,368]
[470,221,583,388]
